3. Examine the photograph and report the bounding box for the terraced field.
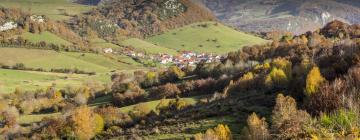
[147,22,268,54]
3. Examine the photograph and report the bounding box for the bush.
[149,83,181,99]
[265,68,288,89]
[271,94,310,139]
[195,124,232,140]
[308,109,360,138]
[305,66,325,96]
[308,79,346,115]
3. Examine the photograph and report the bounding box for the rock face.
[197,0,360,34]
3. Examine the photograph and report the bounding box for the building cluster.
[156,51,224,68]
[104,47,225,68]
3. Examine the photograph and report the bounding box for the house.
[30,15,45,23]
[103,48,113,53]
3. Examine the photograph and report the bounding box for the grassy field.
[147,22,268,54]
[0,0,94,20]
[120,38,179,55]
[90,38,121,49]
[22,31,72,46]
[119,97,199,113]
[0,48,143,73]
[0,48,145,93]
[0,69,107,94]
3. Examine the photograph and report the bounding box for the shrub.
[265,68,288,89]
[195,124,232,140]
[272,58,292,79]
[305,66,325,96]
[129,103,151,119]
[150,83,181,99]
[271,94,311,139]
[308,79,346,115]
[309,109,360,138]
[94,113,104,134]
[237,72,255,90]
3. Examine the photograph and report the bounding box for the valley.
[0,0,359,140]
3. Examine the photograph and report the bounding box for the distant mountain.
[197,0,360,34]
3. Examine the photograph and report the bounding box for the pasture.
[147,22,268,54]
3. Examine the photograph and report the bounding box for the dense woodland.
[70,0,215,41]
[1,19,360,139]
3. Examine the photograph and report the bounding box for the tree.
[242,113,270,140]
[305,66,325,96]
[68,106,100,140]
[271,94,310,139]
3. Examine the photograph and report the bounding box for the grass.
[22,31,72,46]
[0,48,143,73]
[0,69,107,94]
[147,22,268,54]
[120,38,179,55]
[0,48,146,93]
[90,37,121,49]
[0,0,94,21]
[19,112,61,125]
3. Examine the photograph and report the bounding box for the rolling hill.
[146,22,268,54]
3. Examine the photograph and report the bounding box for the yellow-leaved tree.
[68,106,104,140]
[305,66,325,96]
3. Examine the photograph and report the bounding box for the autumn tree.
[241,113,270,140]
[271,94,310,139]
[67,106,104,140]
[305,66,325,96]
[265,68,288,89]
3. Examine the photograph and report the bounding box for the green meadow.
[120,38,179,55]
[0,47,146,93]
[147,22,268,54]
[22,31,72,46]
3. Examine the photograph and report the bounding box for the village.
[104,47,225,68]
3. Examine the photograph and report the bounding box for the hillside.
[120,38,179,55]
[199,0,360,34]
[147,22,268,54]
[21,31,72,46]
[0,47,145,93]
[0,0,94,20]
[71,0,216,40]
